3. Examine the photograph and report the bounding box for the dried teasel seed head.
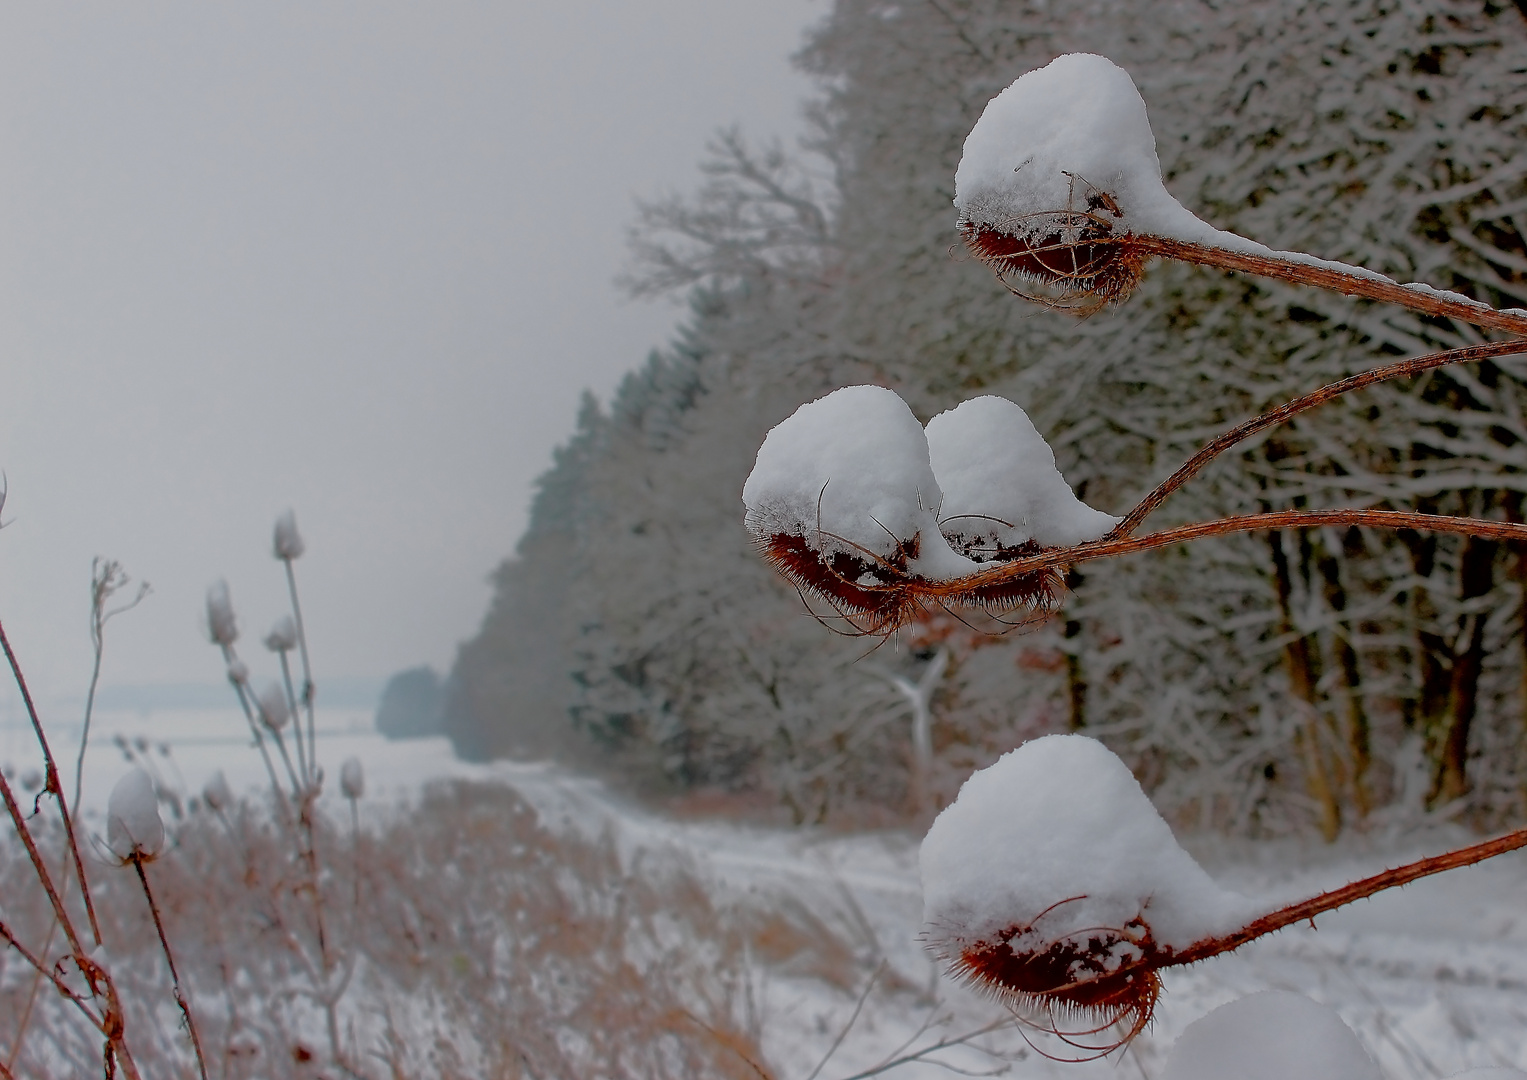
[107,768,165,861]
[205,580,239,647]
[264,614,298,653]
[255,680,291,731]
[742,386,979,635]
[925,396,1117,560]
[340,756,365,800]
[273,509,305,561]
[202,770,233,812]
[954,54,1207,310]
[920,735,1254,1053]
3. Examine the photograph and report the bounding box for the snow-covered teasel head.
[926,396,1118,557]
[743,386,982,632]
[954,54,1209,308]
[264,615,298,653]
[205,580,239,647]
[920,735,1252,1046]
[107,768,165,861]
[1162,992,1383,1080]
[340,756,365,800]
[226,658,249,686]
[256,681,291,731]
[202,770,233,813]
[273,509,305,561]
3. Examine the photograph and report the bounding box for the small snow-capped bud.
[202,770,233,812]
[273,509,305,561]
[206,580,239,646]
[925,396,1118,558]
[340,757,364,800]
[107,768,165,860]
[264,615,298,652]
[226,659,249,685]
[256,681,290,731]
[1162,992,1382,1080]
[921,735,1253,1040]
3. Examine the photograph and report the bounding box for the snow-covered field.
[5,707,1527,1078]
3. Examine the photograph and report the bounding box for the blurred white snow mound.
[925,395,1118,554]
[920,734,1252,954]
[107,767,164,860]
[742,385,976,580]
[1446,1072,1527,1079]
[954,53,1207,244]
[1162,991,1383,1080]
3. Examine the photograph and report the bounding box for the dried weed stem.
[1111,339,1527,537]
[129,855,210,1080]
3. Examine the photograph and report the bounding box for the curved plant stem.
[1110,339,1527,537]
[931,510,1527,599]
[1133,235,1527,337]
[1169,824,1527,968]
[130,856,210,1080]
[0,619,103,948]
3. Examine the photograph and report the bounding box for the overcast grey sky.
[0,2,818,704]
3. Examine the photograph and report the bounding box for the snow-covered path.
[7,708,1527,1077]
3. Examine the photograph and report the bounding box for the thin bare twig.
[807,961,885,1080]
[0,618,103,948]
[831,1016,1013,1080]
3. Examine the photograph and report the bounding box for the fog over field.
[0,1,815,701]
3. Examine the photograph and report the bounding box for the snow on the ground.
[6,706,1527,1077]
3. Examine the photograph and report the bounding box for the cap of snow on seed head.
[205,580,239,647]
[107,768,165,861]
[202,770,233,813]
[256,681,290,731]
[340,757,364,800]
[264,615,298,653]
[954,54,1207,308]
[920,735,1251,1044]
[273,509,305,561]
[1162,991,1383,1080]
[925,396,1118,557]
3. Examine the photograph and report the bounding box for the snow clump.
[340,756,365,800]
[107,768,165,861]
[264,614,298,652]
[256,681,291,731]
[205,580,238,646]
[955,53,1203,245]
[925,395,1118,556]
[955,53,1407,297]
[1162,991,1383,1080]
[273,509,305,560]
[742,385,976,581]
[921,734,1252,982]
[202,770,233,813]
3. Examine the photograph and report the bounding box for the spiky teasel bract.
[924,904,1162,1059]
[958,197,1144,314]
[752,527,1063,637]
